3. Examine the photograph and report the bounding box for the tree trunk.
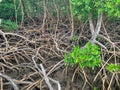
[90,13,102,43]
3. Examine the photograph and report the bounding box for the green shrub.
[64,42,102,69]
[0,0,14,20]
[106,63,120,73]
[0,20,18,32]
[0,0,22,22]
[71,0,120,20]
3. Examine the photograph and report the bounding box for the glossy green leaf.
[63,42,102,69]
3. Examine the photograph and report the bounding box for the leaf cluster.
[64,42,102,69]
[0,20,18,32]
[71,0,120,20]
[106,63,120,73]
[0,0,22,22]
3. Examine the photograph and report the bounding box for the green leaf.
[63,41,102,69]
[106,64,120,73]
[75,59,79,63]
[71,0,120,20]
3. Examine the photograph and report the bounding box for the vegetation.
[0,0,20,31]
[106,63,120,73]
[71,0,120,43]
[0,0,120,90]
[64,42,101,69]
[63,0,120,89]
[71,0,120,20]
[0,0,16,20]
[0,20,18,32]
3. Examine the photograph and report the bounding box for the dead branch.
[0,73,19,90]
[88,14,94,36]
[39,64,54,90]
[90,13,102,43]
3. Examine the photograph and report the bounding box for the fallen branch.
[39,64,54,90]
[0,73,19,90]
[32,55,61,90]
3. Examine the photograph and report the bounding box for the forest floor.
[0,19,120,90]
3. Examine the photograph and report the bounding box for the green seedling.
[0,20,18,32]
[106,63,120,73]
[64,42,102,69]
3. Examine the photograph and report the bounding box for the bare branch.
[49,78,61,90]
[39,64,54,90]
[53,38,68,53]
[94,40,107,49]
[40,0,47,32]
[0,73,19,90]
[69,0,74,38]
[90,13,102,43]
[0,30,9,51]
[32,54,61,90]
[89,14,95,36]
[5,32,35,43]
